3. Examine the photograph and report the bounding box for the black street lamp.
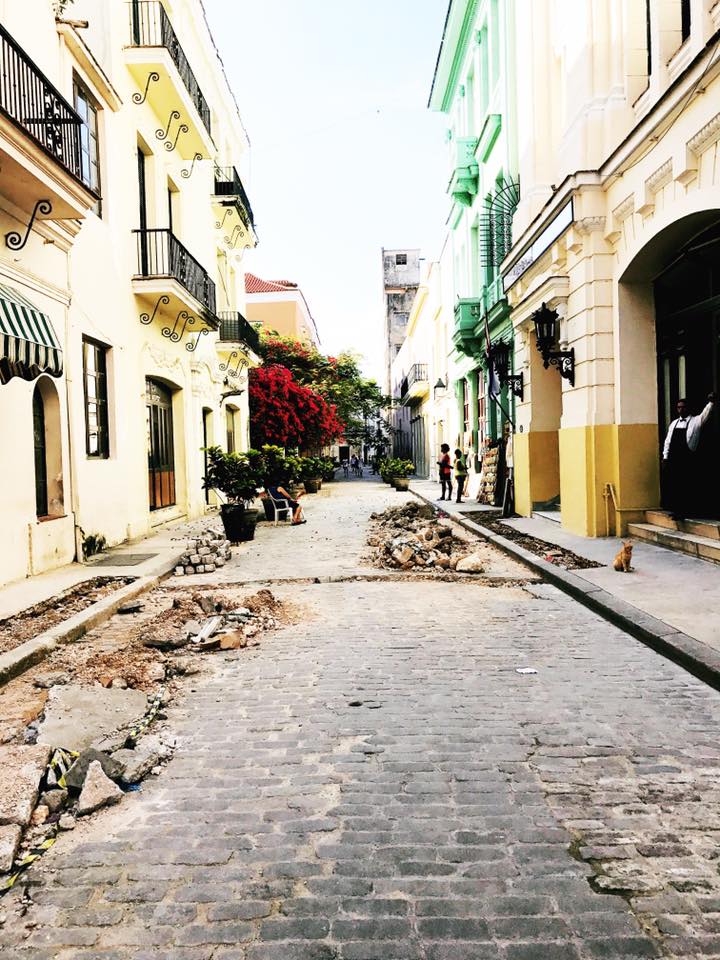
[490,339,524,401]
[531,302,575,386]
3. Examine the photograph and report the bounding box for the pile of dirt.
[467,514,604,570]
[0,578,135,655]
[367,502,487,573]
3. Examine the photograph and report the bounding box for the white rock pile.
[174,530,232,576]
[368,501,486,573]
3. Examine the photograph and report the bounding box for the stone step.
[628,523,720,565]
[643,510,720,540]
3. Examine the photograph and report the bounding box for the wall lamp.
[490,340,524,401]
[532,302,575,386]
[433,377,447,398]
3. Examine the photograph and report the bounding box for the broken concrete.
[77,761,123,816]
[39,788,67,813]
[456,553,486,573]
[37,684,148,752]
[0,744,51,827]
[0,824,21,872]
[64,748,124,791]
[112,742,162,784]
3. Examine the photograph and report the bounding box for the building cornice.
[429,0,480,113]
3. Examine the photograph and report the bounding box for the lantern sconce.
[532,302,575,386]
[433,377,448,398]
[490,339,524,401]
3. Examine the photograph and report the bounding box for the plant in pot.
[391,459,414,491]
[320,458,338,482]
[203,446,265,542]
[378,458,394,485]
[298,456,322,494]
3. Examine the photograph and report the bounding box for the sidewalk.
[0,512,222,621]
[412,477,720,673]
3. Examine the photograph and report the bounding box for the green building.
[429,0,520,500]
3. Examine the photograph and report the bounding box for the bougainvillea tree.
[249,364,344,453]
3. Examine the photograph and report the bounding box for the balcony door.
[146,379,176,510]
[137,147,148,274]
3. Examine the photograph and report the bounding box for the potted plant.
[298,456,322,494]
[203,446,265,542]
[391,459,414,491]
[320,458,338,482]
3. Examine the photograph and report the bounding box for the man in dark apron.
[663,393,716,519]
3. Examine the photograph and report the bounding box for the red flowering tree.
[249,364,344,453]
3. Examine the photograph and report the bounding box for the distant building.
[381,249,421,457]
[245,273,321,347]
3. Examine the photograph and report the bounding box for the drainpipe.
[63,289,83,565]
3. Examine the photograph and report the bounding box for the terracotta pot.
[304,478,320,494]
[393,478,410,491]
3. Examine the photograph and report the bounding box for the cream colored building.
[390,241,462,482]
[504,0,720,538]
[245,272,321,347]
[0,0,259,587]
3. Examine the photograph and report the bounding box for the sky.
[203,0,450,382]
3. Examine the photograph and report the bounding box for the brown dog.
[613,540,634,572]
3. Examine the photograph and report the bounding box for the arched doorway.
[619,211,720,521]
[654,221,720,517]
[146,379,176,510]
[32,378,64,518]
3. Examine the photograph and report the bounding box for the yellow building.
[0,0,259,587]
[505,0,720,542]
[245,272,321,347]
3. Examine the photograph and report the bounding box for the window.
[83,338,110,458]
[74,77,101,215]
[33,386,48,516]
[477,381,486,447]
[681,0,691,42]
[226,408,236,453]
[463,379,470,434]
[646,0,652,75]
[395,253,407,266]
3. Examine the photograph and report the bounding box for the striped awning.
[0,283,63,385]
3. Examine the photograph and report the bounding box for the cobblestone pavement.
[3,481,720,959]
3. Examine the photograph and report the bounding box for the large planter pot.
[220,503,258,543]
[393,478,410,491]
[304,478,321,494]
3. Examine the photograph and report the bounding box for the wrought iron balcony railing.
[133,228,216,316]
[0,23,84,182]
[400,363,429,398]
[129,1,211,137]
[214,166,254,230]
[218,311,261,353]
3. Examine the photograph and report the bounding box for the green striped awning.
[0,283,63,385]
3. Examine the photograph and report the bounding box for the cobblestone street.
[3,481,720,959]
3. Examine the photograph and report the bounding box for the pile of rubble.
[142,589,281,652]
[174,529,232,576]
[367,501,486,573]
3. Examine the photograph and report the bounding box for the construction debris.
[76,761,123,816]
[174,530,232,576]
[367,502,482,572]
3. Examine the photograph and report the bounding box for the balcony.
[213,166,257,248]
[448,138,479,207]
[126,1,213,160]
[453,298,484,358]
[132,228,218,334]
[400,364,430,405]
[218,311,261,354]
[0,24,97,222]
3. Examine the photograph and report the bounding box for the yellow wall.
[246,301,300,340]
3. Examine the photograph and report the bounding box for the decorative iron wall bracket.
[219,350,249,378]
[162,309,195,343]
[5,199,52,250]
[166,122,188,152]
[181,153,203,179]
[543,348,575,386]
[156,109,180,142]
[133,71,159,105]
[186,328,209,352]
[140,295,169,325]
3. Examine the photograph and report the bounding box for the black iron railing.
[133,228,216,315]
[214,166,254,230]
[218,311,261,353]
[0,24,84,182]
[129,1,211,137]
[401,363,429,397]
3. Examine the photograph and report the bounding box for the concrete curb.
[0,554,181,689]
[410,485,720,692]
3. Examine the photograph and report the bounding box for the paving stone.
[1,483,718,959]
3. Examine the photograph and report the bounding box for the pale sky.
[203,0,450,381]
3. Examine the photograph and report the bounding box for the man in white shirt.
[663,392,716,520]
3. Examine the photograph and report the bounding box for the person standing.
[454,449,468,504]
[437,443,453,501]
[663,392,716,520]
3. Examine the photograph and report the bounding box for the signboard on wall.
[503,199,574,291]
